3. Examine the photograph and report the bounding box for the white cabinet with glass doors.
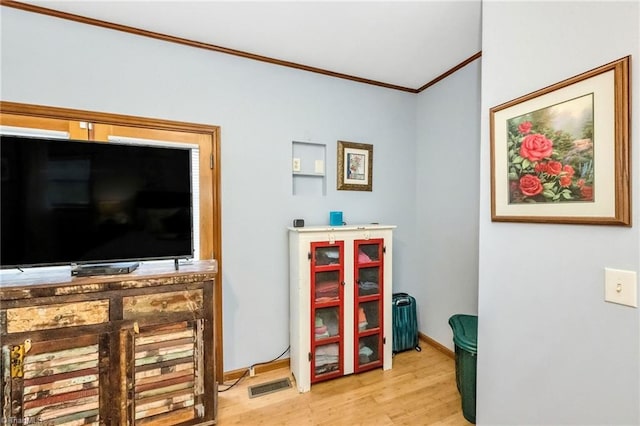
[288,225,395,392]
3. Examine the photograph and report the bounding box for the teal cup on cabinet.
[329,211,343,226]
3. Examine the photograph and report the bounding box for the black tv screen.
[1,135,194,268]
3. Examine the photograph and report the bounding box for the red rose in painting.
[519,174,543,196]
[518,121,532,134]
[581,186,593,201]
[520,133,553,162]
[559,175,572,187]
[563,164,575,177]
[546,161,562,176]
[577,179,585,188]
[535,162,547,173]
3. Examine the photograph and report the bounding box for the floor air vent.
[247,378,292,398]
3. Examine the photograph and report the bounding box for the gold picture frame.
[337,140,373,191]
[490,56,630,226]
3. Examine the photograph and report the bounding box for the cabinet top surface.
[288,224,396,233]
[0,259,217,291]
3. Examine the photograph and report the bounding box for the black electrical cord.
[218,345,291,393]
[217,368,249,393]
[250,345,290,371]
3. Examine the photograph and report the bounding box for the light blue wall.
[478,2,640,424]
[8,7,636,423]
[0,7,418,371]
[415,59,481,349]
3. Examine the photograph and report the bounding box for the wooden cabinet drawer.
[123,289,203,318]
[6,300,110,333]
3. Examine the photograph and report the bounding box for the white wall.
[415,59,481,349]
[478,2,640,424]
[0,7,419,371]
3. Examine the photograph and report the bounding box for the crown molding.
[417,51,482,92]
[2,0,481,93]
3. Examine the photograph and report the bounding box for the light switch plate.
[605,268,638,307]
[292,158,301,172]
[315,160,324,174]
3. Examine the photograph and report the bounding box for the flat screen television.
[1,134,194,269]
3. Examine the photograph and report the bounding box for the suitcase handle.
[393,293,412,306]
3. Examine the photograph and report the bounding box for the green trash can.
[448,314,478,424]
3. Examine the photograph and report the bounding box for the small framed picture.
[337,140,373,192]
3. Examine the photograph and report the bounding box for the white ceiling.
[19,0,483,91]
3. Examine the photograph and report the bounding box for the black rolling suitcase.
[392,292,421,353]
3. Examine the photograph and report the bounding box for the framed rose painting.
[490,56,630,225]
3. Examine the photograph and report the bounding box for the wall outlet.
[292,158,301,172]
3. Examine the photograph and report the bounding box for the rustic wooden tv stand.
[1,260,217,425]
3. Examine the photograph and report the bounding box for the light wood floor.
[216,343,471,425]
